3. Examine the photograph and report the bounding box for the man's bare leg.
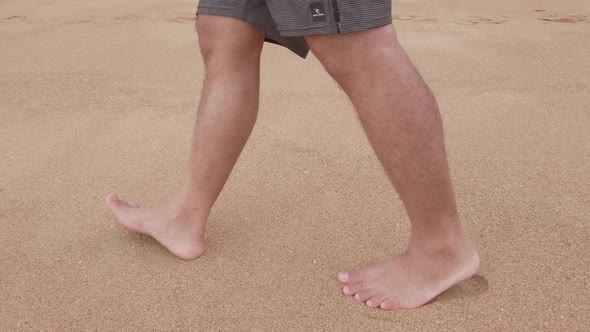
[106,16,264,260]
[305,25,479,310]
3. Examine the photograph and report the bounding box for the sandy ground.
[1,0,589,330]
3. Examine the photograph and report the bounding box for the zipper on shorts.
[331,0,341,33]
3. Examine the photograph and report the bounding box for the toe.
[106,193,120,206]
[366,294,387,308]
[342,283,364,296]
[121,199,139,208]
[106,194,139,210]
[380,298,402,311]
[337,270,363,285]
[353,289,376,303]
[106,194,130,211]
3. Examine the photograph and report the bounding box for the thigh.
[303,24,404,98]
[334,0,392,34]
[197,0,310,58]
[195,15,265,58]
[197,0,271,42]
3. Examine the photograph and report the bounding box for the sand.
[1,0,589,330]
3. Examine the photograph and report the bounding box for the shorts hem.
[279,16,393,37]
[196,6,245,20]
[279,26,335,37]
[340,16,393,34]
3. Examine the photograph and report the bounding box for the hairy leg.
[106,16,264,260]
[306,25,479,309]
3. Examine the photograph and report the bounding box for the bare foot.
[105,193,206,260]
[337,240,479,310]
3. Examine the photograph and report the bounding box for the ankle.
[165,198,210,223]
[408,228,469,257]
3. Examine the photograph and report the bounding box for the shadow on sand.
[431,274,489,305]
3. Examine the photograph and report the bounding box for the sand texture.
[1,0,589,330]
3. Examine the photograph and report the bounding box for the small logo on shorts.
[309,2,326,22]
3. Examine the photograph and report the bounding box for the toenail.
[366,301,373,306]
[343,286,350,294]
[339,272,349,281]
[354,294,360,300]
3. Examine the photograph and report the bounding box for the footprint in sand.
[539,15,587,24]
[1,15,35,24]
[393,15,417,21]
[454,16,507,25]
[393,15,436,23]
[65,19,94,25]
[166,16,196,23]
[114,15,148,21]
[1,16,31,23]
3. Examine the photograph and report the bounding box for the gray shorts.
[196,0,392,58]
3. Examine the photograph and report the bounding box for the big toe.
[106,193,138,209]
[105,193,121,207]
[337,270,363,285]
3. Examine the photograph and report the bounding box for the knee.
[195,16,264,66]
